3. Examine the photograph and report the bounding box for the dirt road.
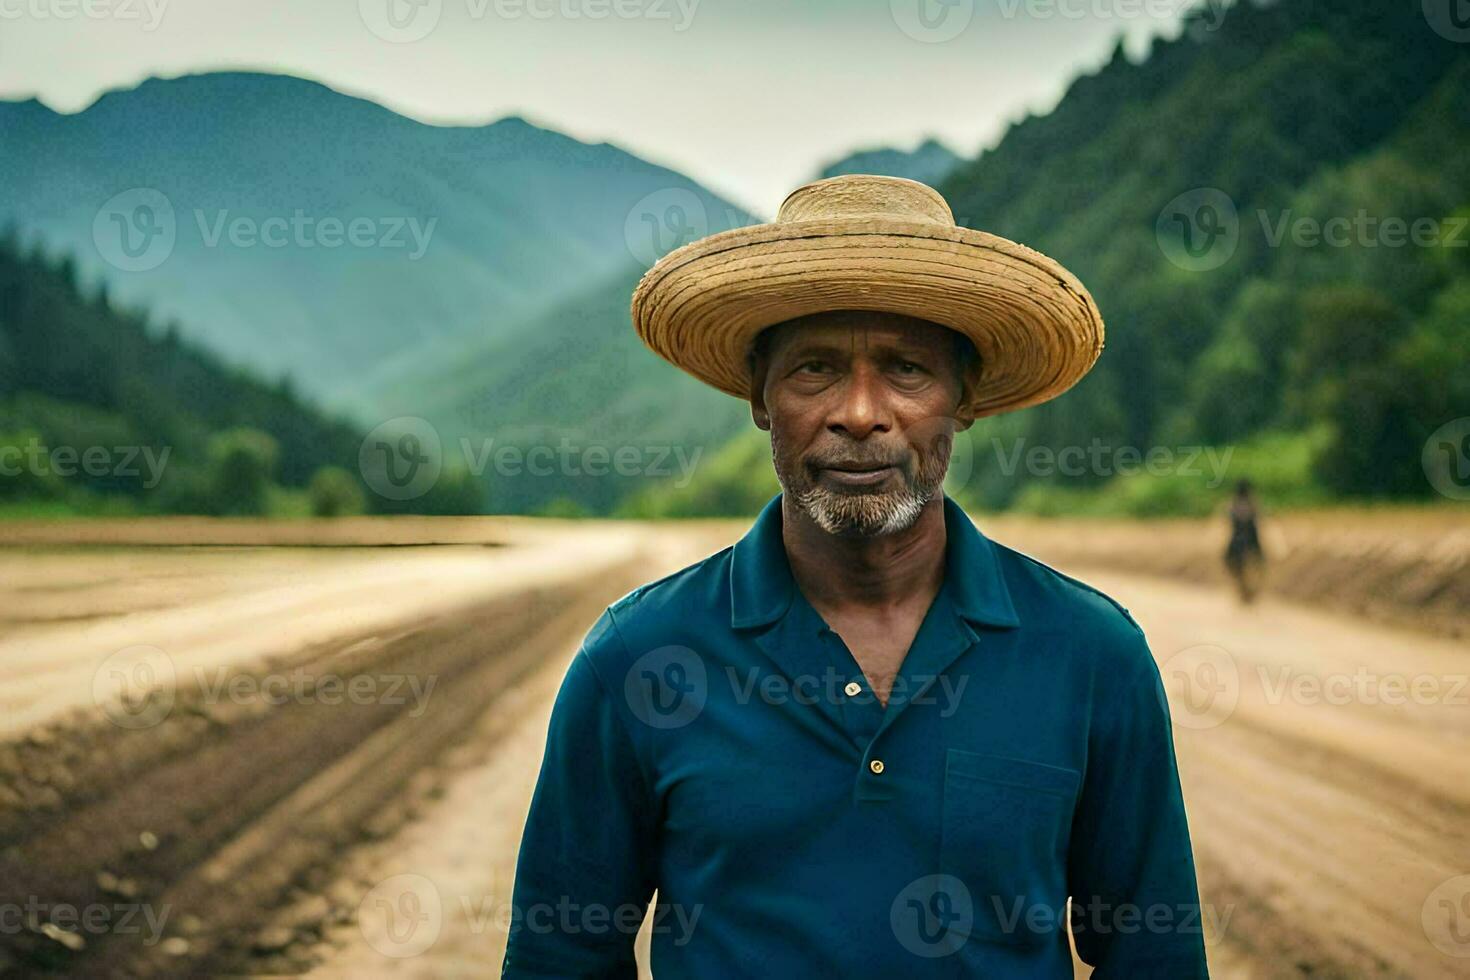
[2,519,1466,977]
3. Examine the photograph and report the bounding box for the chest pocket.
[939,748,1080,947]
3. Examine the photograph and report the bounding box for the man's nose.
[827,365,892,439]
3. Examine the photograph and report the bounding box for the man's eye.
[797,360,830,374]
[895,361,925,374]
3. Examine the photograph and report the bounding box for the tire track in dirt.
[0,526,690,977]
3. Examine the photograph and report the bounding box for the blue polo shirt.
[503,495,1209,978]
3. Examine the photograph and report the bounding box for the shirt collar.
[729,493,1020,631]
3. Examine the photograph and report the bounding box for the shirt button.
[844,681,862,697]
[869,759,885,775]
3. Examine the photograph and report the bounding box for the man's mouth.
[816,460,900,488]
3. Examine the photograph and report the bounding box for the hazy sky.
[0,0,1198,210]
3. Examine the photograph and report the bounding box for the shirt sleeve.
[502,613,658,979]
[1066,622,1211,978]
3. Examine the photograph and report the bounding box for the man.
[502,175,1209,977]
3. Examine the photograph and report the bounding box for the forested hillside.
[936,0,1470,508]
[0,233,481,515]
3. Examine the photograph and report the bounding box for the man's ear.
[751,390,771,431]
[952,386,978,432]
[749,347,772,431]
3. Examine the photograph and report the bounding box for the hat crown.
[777,174,954,226]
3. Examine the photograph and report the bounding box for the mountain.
[815,138,960,187]
[370,266,750,515]
[0,72,752,407]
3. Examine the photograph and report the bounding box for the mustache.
[803,446,913,471]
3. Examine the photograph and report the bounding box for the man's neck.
[781,495,948,614]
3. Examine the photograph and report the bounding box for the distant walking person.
[1224,479,1264,603]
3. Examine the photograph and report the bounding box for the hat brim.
[630,217,1105,420]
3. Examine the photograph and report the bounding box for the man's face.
[751,310,974,537]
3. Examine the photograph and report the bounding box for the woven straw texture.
[630,174,1105,419]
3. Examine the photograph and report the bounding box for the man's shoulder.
[578,544,735,672]
[984,536,1152,663]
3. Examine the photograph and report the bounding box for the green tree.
[307,465,367,517]
[0,428,64,500]
[1285,285,1420,495]
[206,427,279,516]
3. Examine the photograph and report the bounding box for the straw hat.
[630,173,1105,420]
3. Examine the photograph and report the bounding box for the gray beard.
[787,481,934,537]
[772,430,951,538]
